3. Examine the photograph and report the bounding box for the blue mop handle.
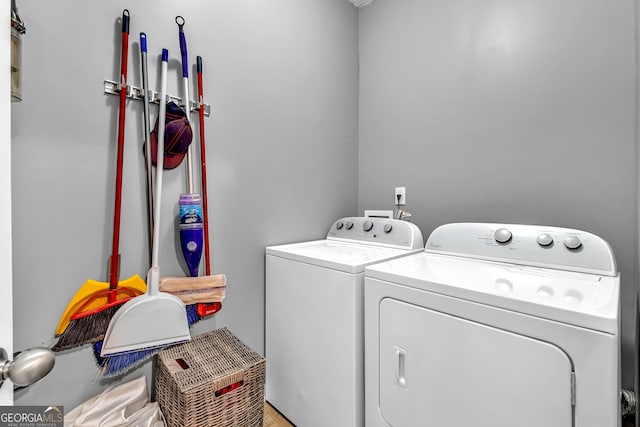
[176,16,188,78]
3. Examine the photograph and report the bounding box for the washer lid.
[366,252,620,334]
[266,240,417,273]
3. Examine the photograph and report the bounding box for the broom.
[52,10,147,352]
[96,48,190,373]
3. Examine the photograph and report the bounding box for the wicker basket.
[155,327,265,427]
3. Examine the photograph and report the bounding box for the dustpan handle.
[148,49,169,296]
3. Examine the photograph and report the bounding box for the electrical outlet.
[395,187,406,206]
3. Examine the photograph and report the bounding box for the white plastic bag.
[64,376,165,427]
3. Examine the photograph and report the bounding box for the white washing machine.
[266,217,424,427]
[364,223,620,427]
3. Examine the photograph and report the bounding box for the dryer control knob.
[336,221,344,230]
[537,233,553,247]
[564,235,582,250]
[494,228,512,244]
[363,221,374,232]
[383,224,393,233]
[346,221,354,230]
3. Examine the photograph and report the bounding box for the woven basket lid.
[157,327,264,392]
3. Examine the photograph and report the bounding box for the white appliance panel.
[378,298,573,427]
[266,254,364,427]
[364,276,620,427]
[366,252,619,333]
[266,217,424,426]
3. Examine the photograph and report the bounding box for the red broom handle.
[109,9,130,300]
[196,56,222,318]
[197,56,211,275]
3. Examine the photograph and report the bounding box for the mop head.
[159,274,226,304]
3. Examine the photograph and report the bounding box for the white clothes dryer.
[266,217,424,427]
[365,223,620,427]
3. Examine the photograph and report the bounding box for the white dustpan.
[100,267,190,356]
[101,48,190,358]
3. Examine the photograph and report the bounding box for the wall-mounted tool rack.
[104,79,211,117]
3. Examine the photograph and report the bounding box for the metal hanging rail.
[103,79,211,117]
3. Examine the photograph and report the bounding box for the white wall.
[358,0,637,390]
[11,0,358,408]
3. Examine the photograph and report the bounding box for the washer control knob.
[345,221,354,230]
[363,221,374,232]
[383,224,393,233]
[537,233,553,247]
[494,228,512,244]
[564,235,582,250]
[336,221,344,230]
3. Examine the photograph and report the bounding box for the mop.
[169,16,226,324]
[157,54,228,316]
[175,16,204,288]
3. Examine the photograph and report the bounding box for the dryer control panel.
[327,217,424,250]
[425,223,617,276]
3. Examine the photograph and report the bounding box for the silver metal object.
[103,80,211,117]
[11,0,26,102]
[0,347,55,387]
[621,389,636,417]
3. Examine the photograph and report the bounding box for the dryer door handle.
[394,346,408,389]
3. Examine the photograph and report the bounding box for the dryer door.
[379,299,574,427]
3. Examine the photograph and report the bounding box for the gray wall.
[11,0,358,407]
[11,0,638,411]
[358,0,637,390]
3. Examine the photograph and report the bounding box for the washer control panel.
[426,223,617,276]
[327,217,424,250]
